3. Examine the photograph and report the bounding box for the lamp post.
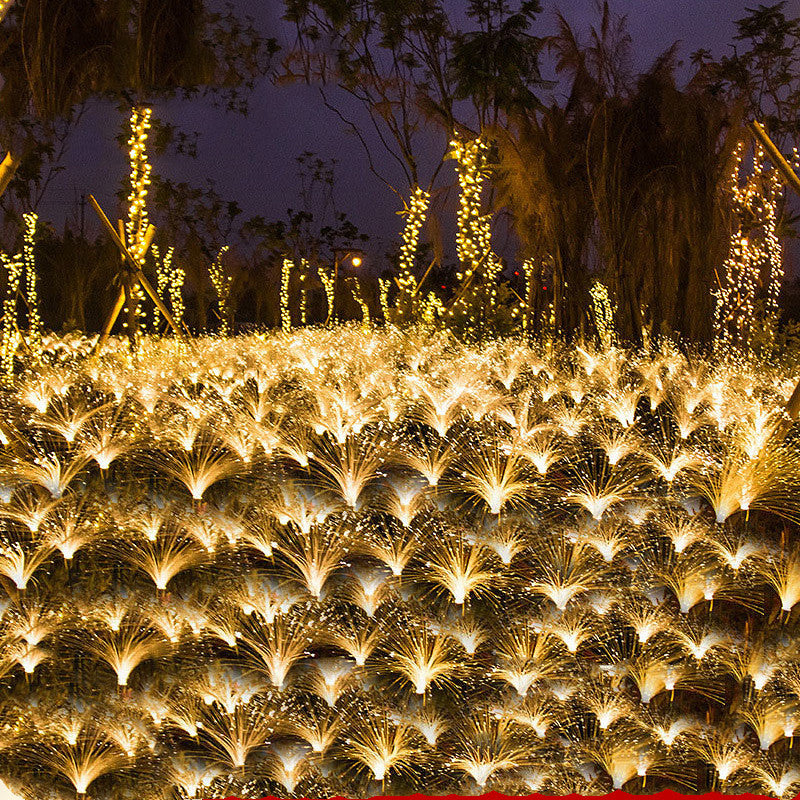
[331,249,365,324]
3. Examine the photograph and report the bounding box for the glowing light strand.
[590,281,615,348]
[281,257,293,332]
[394,186,431,320]
[714,142,784,348]
[21,213,41,360]
[447,137,501,335]
[125,107,152,269]
[208,246,232,336]
[0,251,22,378]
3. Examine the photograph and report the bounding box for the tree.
[698,1,800,146]
[282,0,457,200]
[0,0,116,199]
[281,0,548,330]
[492,106,595,338]
[0,0,277,205]
[583,61,742,343]
[449,0,547,127]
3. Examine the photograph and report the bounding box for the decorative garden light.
[209,246,232,336]
[590,281,615,348]
[125,108,152,268]
[281,257,293,332]
[152,245,184,333]
[447,137,503,335]
[21,213,41,359]
[714,142,784,348]
[0,330,799,796]
[394,186,431,319]
[0,252,22,378]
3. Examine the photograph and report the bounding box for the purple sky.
[39,0,797,264]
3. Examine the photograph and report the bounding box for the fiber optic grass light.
[1,328,800,799]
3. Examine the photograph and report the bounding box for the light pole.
[331,249,364,324]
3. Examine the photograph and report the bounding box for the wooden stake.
[87,195,190,349]
[94,286,126,355]
[0,151,21,199]
[410,257,438,299]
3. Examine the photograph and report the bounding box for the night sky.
[38,0,798,265]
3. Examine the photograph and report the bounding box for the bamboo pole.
[0,151,20,199]
[94,287,126,355]
[87,195,191,347]
[0,0,15,24]
[749,121,800,199]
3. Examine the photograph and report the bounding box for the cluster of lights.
[118,106,154,342]
[378,278,391,322]
[125,107,153,269]
[151,245,185,332]
[318,265,335,324]
[278,256,315,331]
[714,142,784,348]
[120,284,146,342]
[281,257,293,332]
[394,186,431,319]
[0,213,41,377]
[208,246,232,336]
[0,251,22,378]
[22,213,40,359]
[446,137,502,334]
[419,291,445,326]
[298,258,309,326]
[168,256,187,328]
[590,280,616,348]
[347,277,370,327]
[0,330,799,798]
[521,259,537,334]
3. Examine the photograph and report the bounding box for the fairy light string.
[447,136,502,337]
[590,281,616,349]
[281,257,293,332]
[209,246,232,336]
[0,328,799,794]
[394,186,431,321]
[22,212,41,359]
[714,142,784,349]
[0,251,22,378]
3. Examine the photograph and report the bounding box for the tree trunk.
[0,151,21,199]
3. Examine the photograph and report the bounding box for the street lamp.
[330,249,365,324]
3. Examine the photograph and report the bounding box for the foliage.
[449,0,547,126]
[698,1,800,145]
[0,0,278,226]
[490,7,745,344]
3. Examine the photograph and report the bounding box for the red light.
[441,285,446,289]
[543,285,547,290]
[513,271,519,276]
